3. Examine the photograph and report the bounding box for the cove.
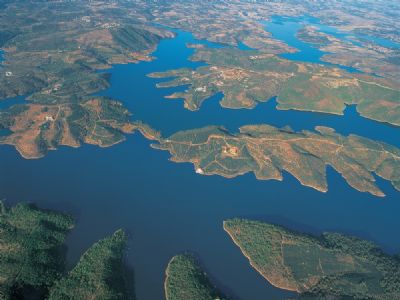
[262,15,399,74]
[0,26,400,300]
[100,29,400,148]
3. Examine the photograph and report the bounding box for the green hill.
[165,254,227,300]
[0,201,73,299]
[49,229,132,300]
[224,218,400,299]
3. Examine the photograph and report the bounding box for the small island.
[224,218,400,299]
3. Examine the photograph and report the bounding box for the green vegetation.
[150,1,400,83]
[165,254,226,300]
[1,0,399,159]
[152,124,400,196]
[0,97,138,158]
[296,26,332,46]
[49,230,132,300]
[149,46,400,126]
[0,1,173,158]
[0,200,73,299]
[224,218,400,299]
[0,201,132,299]
[111,26,164,53]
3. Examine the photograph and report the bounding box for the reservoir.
[0,17,399,300]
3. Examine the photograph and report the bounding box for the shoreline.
[222,222,300,293]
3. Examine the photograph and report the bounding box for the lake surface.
[1,20,400,300]
[264,15,399,73]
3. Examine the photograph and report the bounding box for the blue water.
[262,16,358,73]
[237,41,254,51]
[263,17,327,63]
[0,26,399,300]
[356,34,400,49]
[100,30,400,148]
[0,128,11,136]
[0,50,25,137]
[0,50,28,109]
[263,15,399,73]
[0,95,27,110]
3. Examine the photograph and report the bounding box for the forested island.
[224,218,400,299]
[2,201,400,299]
[0,201,132,299]
[0,201,227,300]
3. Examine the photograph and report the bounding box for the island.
[296,25,333,46]
[0,201,133,299]
[149,45,400,126]
[152,124,400,196]
[164,254,227,300]
[224,218,400,299]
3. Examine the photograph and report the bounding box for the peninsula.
[164,254,227,300]
[224,218,400,299]
[0,1,173,158]
[149,45,400,126]
[49,230,132,300]
[0,201,133,299]
[152,125,400,196]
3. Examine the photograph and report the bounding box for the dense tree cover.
[48,230,132,300]
[0,201,73,299]
[314,233,400,297]
[164,254,227,300]
[224,218,400,299]
[0,201,132,300]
